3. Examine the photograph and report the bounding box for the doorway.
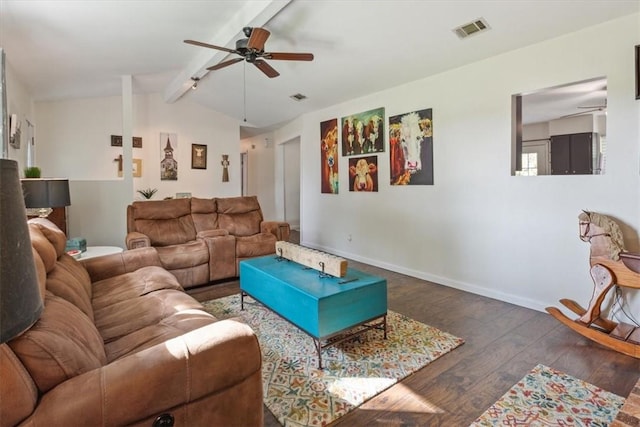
[240,151,248,196]
[521,140,550,176]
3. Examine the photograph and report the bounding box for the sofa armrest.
[261,221,291,241]
[125,231,150,249]
[23,319,262,426]
[81,247,163,282]
[196,228,229,239]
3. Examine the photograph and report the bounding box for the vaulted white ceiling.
[1,0,637,135]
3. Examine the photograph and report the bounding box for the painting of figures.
[389,108,433,185]
[320,119,339,194]
[348,155,378,192]
[341,107,385,156]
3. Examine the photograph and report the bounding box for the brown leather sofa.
[1,218,263,426]
[126,196,290,288]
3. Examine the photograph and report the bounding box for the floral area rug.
[470,364,625,426]
[202,294,464,427]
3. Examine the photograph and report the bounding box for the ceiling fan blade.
[265,52,314,61]
[184,39,237,54]
[561,108,601,119]
[253,59,280,78]
[247,27,270,51]
[207,57,244,71]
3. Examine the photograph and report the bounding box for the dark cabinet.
[550,132,597,175]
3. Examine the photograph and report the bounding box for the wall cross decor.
[221,155,230,182]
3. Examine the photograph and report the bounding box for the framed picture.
[132,159,142,177]
[111,135,143,148]
[636,45,640,100]
[118,158,142,177]
[191,144,207,169]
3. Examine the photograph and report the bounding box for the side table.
[80,246,123,260]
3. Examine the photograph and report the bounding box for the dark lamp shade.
[21,178,70,208]
[1,159,43,343]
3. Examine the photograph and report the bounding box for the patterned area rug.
[203,294,464,427]
[470,364,625,426]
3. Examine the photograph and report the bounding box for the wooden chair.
[546,211,640,358]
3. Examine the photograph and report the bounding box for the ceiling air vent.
[453,18,490,39]
[290,93,307,101]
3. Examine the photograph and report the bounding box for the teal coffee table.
[239,255,387,368]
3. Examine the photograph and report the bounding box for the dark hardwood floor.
[188,234,640,426]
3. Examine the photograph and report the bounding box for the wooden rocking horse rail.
[590,256,640,289]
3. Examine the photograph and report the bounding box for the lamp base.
[25,207,52,218]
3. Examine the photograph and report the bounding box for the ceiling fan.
[561,99,607,119]
[185,27,314,78]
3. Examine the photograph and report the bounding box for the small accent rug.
[203,294,464,427]
[470,364,625,426]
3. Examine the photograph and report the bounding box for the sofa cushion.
[191,197,218,233]
[45,255,94,321]
[91,266,183,310]
[217,196,264,237]
[8,292,107,394]
[236,233,277,258]
[104,311,217,362]
[156,240,209,269]
[29,223,59,274]
[93,289,205,343]
[131,199,197,246]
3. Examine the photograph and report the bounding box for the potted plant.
[136,187,158,200]
[24,166,41,178]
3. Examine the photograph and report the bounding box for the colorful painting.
[341,107,385,156]
[160,133,178,180]
[389,108,433,185]
[348,155,378,192]
[320,119,339,194]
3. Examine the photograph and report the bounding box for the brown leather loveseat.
[125,196,289,288]
[1,218,263,426]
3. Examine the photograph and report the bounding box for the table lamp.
[0,159,43,343]
[21,178,71,218]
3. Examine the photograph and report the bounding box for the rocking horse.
[546,211,640,358]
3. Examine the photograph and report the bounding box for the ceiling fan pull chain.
[243,62,247,122]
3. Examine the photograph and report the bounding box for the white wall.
[35,93,242,246]
[276,13,640,315]
[5,59,34,166]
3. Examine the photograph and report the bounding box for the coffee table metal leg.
[383,315,387,339]
[241,291,245,311]
[314,339,323,369]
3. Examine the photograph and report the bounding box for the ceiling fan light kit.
[185,26,314,79]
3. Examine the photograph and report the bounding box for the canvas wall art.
[389,108,433,185]
[341,107,385,156]
[160,133,178,180]
[348,155,378,192]
[320,118,339,194]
